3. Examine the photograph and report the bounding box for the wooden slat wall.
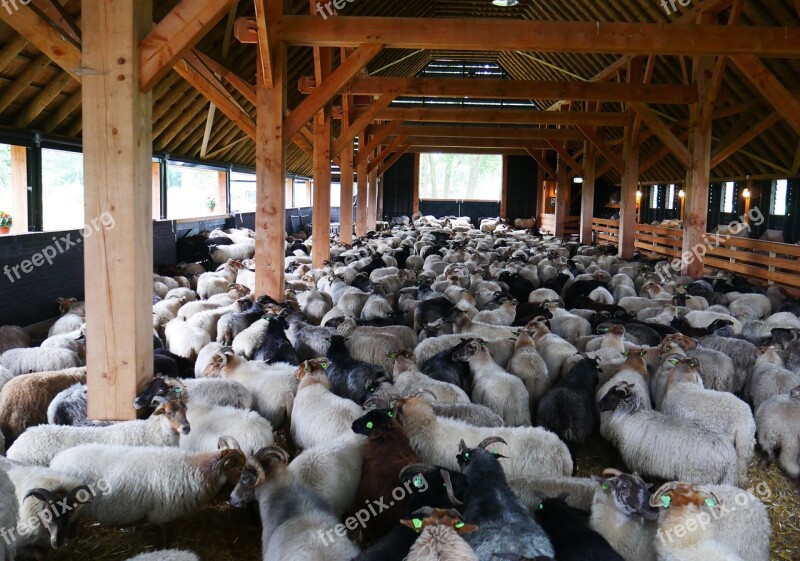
[540,213,579,237]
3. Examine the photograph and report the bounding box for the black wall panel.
[505,155,538,221]
[381,153,415,220]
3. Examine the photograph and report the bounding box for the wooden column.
[340,145,354,244]
[500,155,509,218]
[254,9,286,300]
[412,153,420,216]
[619,124,639,259]
[537,159,547,226]
[356,155,368,237]
[311,48,332,268]
[554,154,567,238]
[10,145,28,233]
[151,162,161,220]
[217,170,228,215]
[376,176,384,225]
[580,143,596,245]
[367,158,378,231]
[83,0,153,421]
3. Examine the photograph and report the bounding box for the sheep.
[431,402,505,428]
[755,385,800,478]
[196,260,244,299]
[124,551,200,561]
[296,289,333,325]
[416,334,514,371]
[0,365,11,395]
[382,350,470,405]
[164,317,211,361]
[543,302,592,340]
[0,463,17,561]
[396,396,571,478]
[136,375,253,410]
[472,299,517,326]
[210,243,255,265]
[746,346,800,410]
[649,483,745,561]
[229,445,360,561]
[658,357,755,486]
[179,403,274,456]
[291,359,363,449]
[452,339,531,426]
[589,469,659,561]
[528,318,578,379]
[325,336,389,405]
[49,440,246,527]
[505,330,551,413]
[7,399,189,466]
[47,313,85,337]
[684,309,742,334]
[534,495,625,561]
[597,382,737,485]
[351,407,419,541]
[56,296,85,317]
[231,318,270,358]
[456,439,555,560]
[399,508,479,561]
[333,316,418,351]
[0,367,86,444]
[508,476,597,513]
[0,458,90,557]
[695,335,756,392]
[40,328,86,361]
[194,342,224,377]
[287,434,365,518]
[202,350,297,427]
[0,347,82,376]
[0,325,30,354]
[47,383,88,425]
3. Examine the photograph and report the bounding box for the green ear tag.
[601,483,609,490]
[455,522,465,529]
[660,496,672,508]
[321,362,328,370]
[538,503,544,510]
[174,388,182,393]
[387,411,394,418]
[704,498,717,508]
[622,352,629,357]
[413,519,423,531]
[464,452,470,461]
[366,422,374,429]
[413,475,424,488]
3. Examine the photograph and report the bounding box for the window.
[665,184,676,210]
[293,179,311,207]
[167,163,225,219]
[0,144,11,216]
[649,185,660,209]
[771,179,788,216]
[721,182,735,213]
[330,182,341,207]
[42,148,84,231]
[419,153,502,201]
[230,171,256,213]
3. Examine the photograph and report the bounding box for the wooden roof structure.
[0,0,799,182]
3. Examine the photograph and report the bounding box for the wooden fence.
[540,214,580,237]
[590,217,800,292]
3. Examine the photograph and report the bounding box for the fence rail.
[540,214,580,237]
[592,218,619,245]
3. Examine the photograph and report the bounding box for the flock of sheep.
[0,213,799,561]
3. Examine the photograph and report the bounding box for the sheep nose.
[182,426,191,435]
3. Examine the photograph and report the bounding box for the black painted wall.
[382,153,415,220]
[505,155,538,221]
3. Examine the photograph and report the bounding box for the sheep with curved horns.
[399,508,479,561]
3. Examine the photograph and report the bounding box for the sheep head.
[456,437,508,468]
[649,482,721,514]
[229,445,288,508]
[451,339,488,362]
[790,385,800,400]
[295,359,332,387]
[400,508,478,535]
[591,469,658,521]
[24,485,93,550]
[203,348,239,377]
[351,408,400,437]
[152,399,191,436]
[597,382,635,412]
[209,438,247,490]
[661,333,698,352]
[56,297,79,316]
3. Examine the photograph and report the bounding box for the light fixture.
[636,190,643,200]
[492,0,519,6]
[678,189,686,198]
[742,188,751,199]
[574,177,584,184]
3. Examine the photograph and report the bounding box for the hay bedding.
[48,431,799,561]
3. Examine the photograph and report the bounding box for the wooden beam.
[699,0,742,126]
[399,125,584,141]
[174,51,256,139]
[577,125,624,174]
[356,155,368,237]
[0,55,53,114]
[368,134,407,174]
[580,144,595,245]
[345,76,698,104]
[355,121,402,166]
[339,85,354,245]
[730,54,800,137]
[547,140,583,175]
[377,145,410,177]
[311,48,332,269]
[10,146,28,234]
[406,137,543,149]
[412,152,420,216]
[379,108,630,127]
[500,155,509,218]
[619,125,638,259]
[193,49,257,105]
[332,93,396,156]
[29,0,81,45]
[237,16,800,58]
[0,4,82,80]
[285,44,383,142]
[83,0,153,420]
[139,0,236,92]
[254,0,274,88]
[710,111,781,168]
[367,161,378,230]
[791,142,800,176]
[629,102,691,167]
[14,70,72,129]
[410,146,529,155]
[554,156,567,238]
[254,3,286,301]
[527,148,557,181]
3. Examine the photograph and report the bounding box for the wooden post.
[376,176,384,226]
[254,4,286,301]
[356,154,368,237]
[536,159,547,229]
[339,145,354,244]
[83,0,153,421]
[580,143,596,244]
[10,145,28,233]
[619,124,639,259]
[554,154,567,238]
[311,43,332,268]
[500,155,509,218]
[367,163,378,231]
[412,153,420,216]
[217,170,228,215]
[743,176,752,222]
[151,162,161,220]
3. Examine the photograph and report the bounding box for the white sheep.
[414,334,515,369]
[7,400,189,466]
[47,313,85,337]
[747,347,800,410]
[124,551,199,561]
[0,462,17,561]
[379,350,470,405]
[755,386,800,478]
[527,318,578,378]
[231,318,269,359]
[164,317,211,361]
[506,330,552,414]
[210,243,255,265]
[0,347,82,376]
[684,309,742,334]
[180,402,274,456]
[472,300,517,326]
[49,442,246,527]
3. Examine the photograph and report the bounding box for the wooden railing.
[634,224,683,258]
[540,214,580,237]
[592,218,619,245]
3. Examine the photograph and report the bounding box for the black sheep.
[534,496,625,561]
[564,279,608,310]
[535,357,600,463]
[513,302,553,327]
[153,348,194,378]
[498,271,535,304]
[670,317,734,338]
[420,339,471,390]
[253,316,300,365]
[414,296,453,331]
[325,335,389,404]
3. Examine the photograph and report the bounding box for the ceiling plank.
[730,54,800,137]
[0,4,82,80]
[399,125,584,141]
[378,108,630,127]
[710,111,782,168]
[193,49,256,105]
[140,0,236,92]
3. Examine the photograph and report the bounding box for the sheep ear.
[152,404,166,416]
[399,518,424,533]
